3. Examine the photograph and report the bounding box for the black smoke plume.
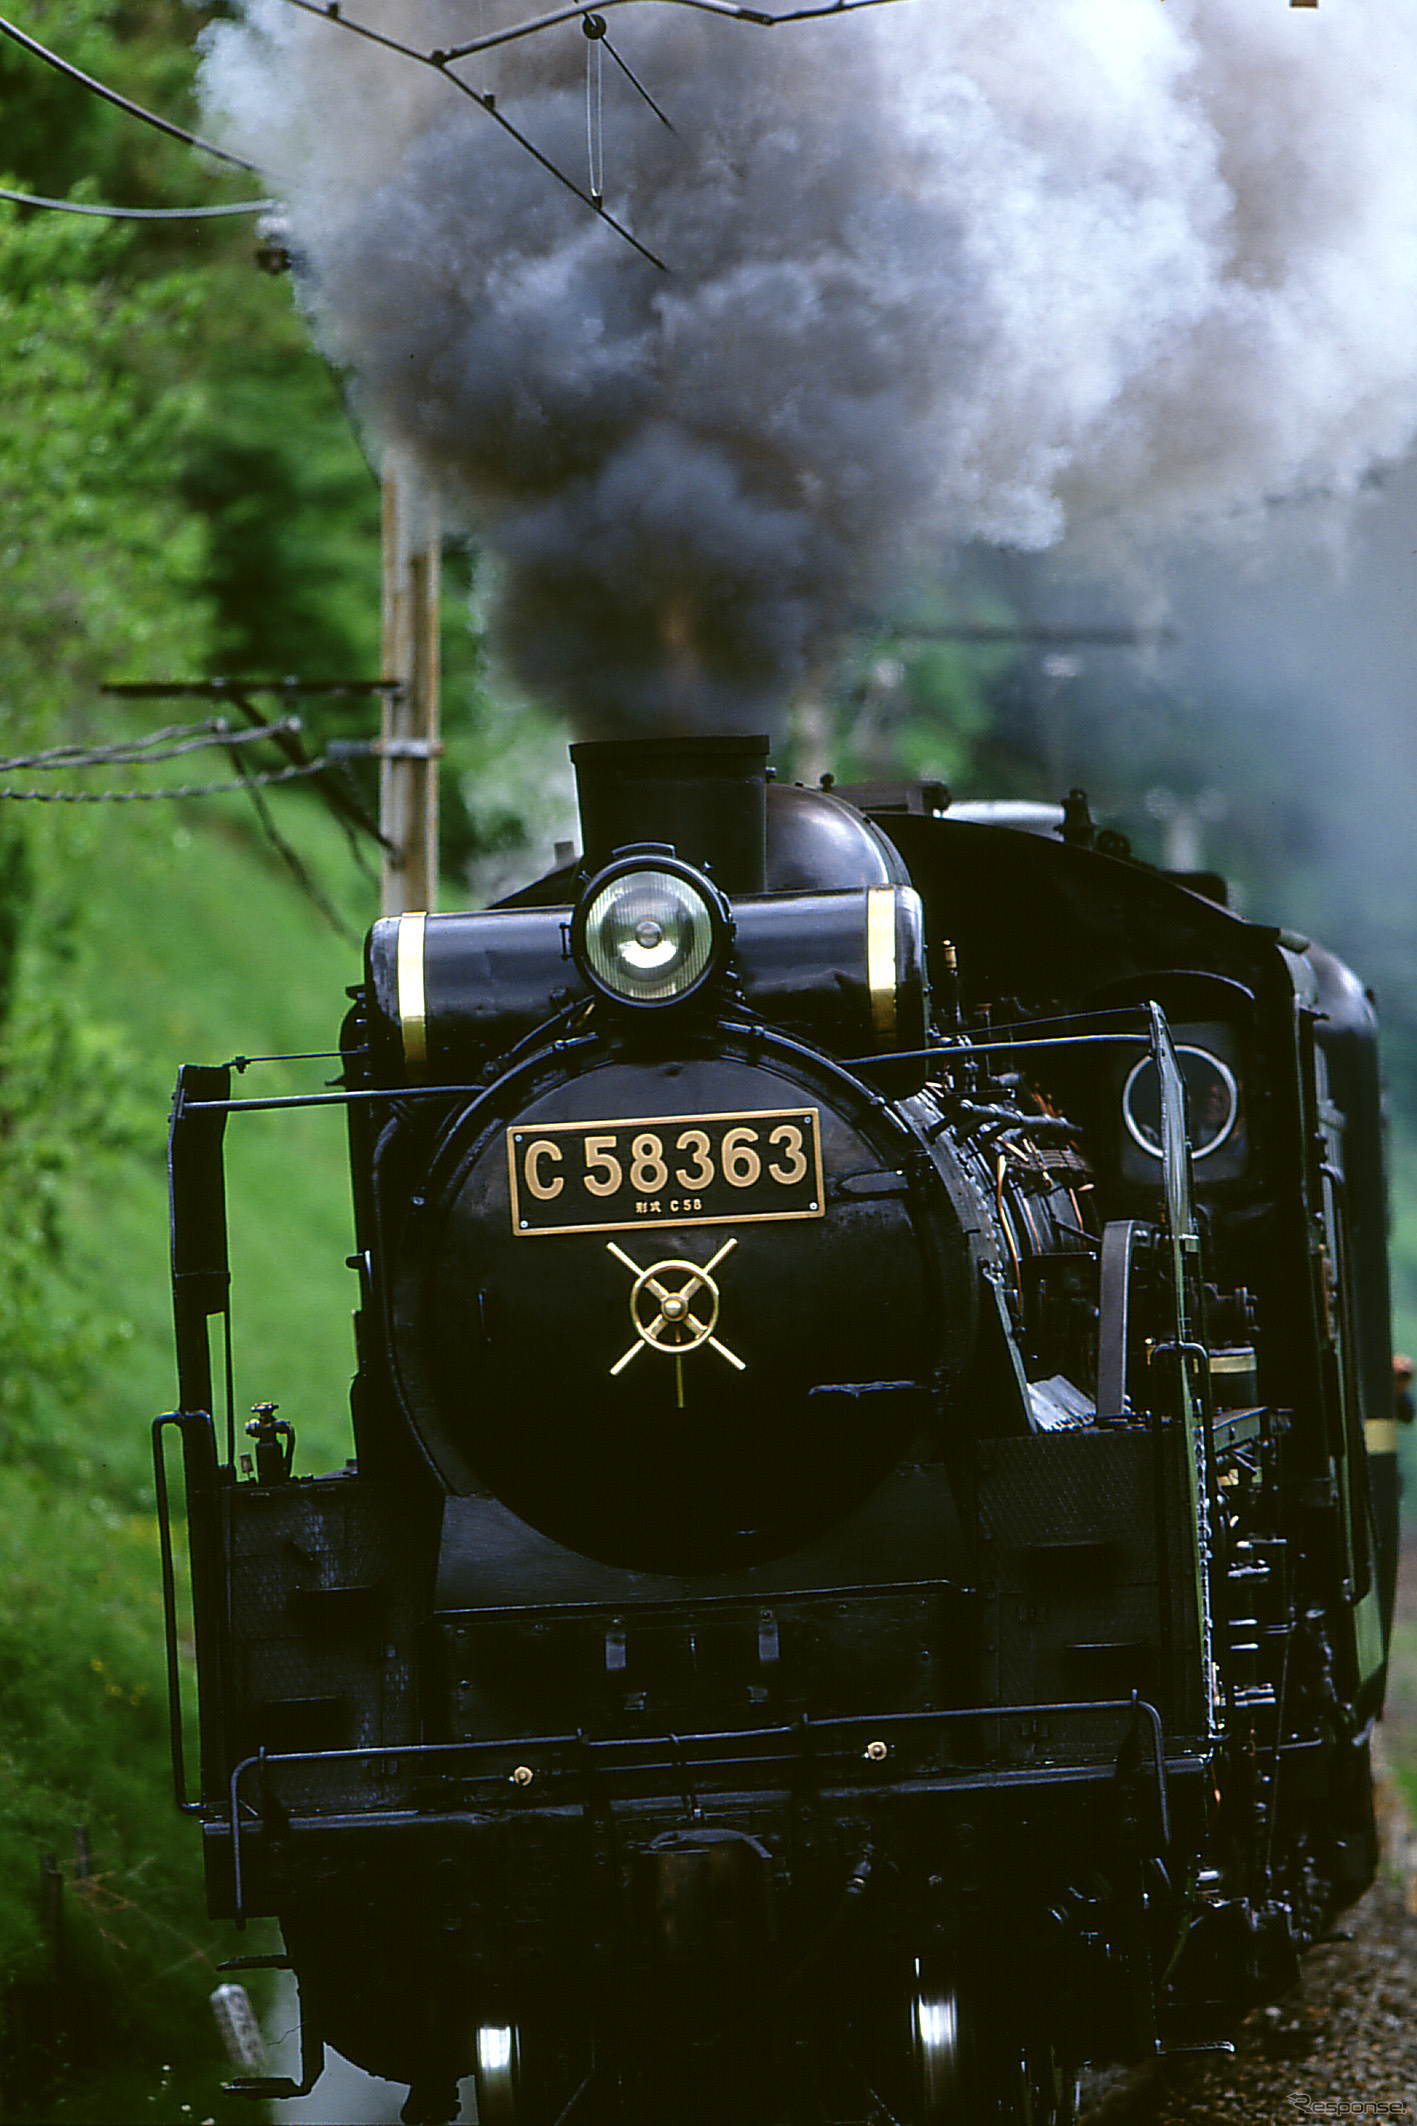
[202,0,1417,734]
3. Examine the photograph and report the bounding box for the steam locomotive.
[157,735,1397,2126]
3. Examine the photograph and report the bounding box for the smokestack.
[571,734,769,895]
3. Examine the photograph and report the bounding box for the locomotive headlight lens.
[574,860,729,1007]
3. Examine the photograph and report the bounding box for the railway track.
[269,1853,1417,2126]
[1081,1618,1417,2126]
[272,1547,1417,2125]
[1082,1870,1417,2126]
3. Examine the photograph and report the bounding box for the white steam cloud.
[201,0,1417,733]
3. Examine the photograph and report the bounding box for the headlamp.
[571,854,731,1009]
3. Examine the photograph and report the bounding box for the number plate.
[508,1109,824,1236]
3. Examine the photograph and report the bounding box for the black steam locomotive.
[157,736,1397,2126]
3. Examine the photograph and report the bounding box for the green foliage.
[0,2,389,734]
[438,558,579,895]
[1385,1115,1417,1368]
[61,789,373,1492]
[0,195,216,726]
[797,583,1015,792]
[0,786,373,2112]
[0,965,143,1472]
[0,0,236,214]
[179,338,382,683]
[0,1468,260,2124]
[0,813,33,1027]
[0,1478,177,1979]
[0,181,213,1475]
[0,25,344,2105]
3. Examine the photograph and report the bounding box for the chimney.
[570,735,770,896]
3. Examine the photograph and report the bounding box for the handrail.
[224,1695,1184,1922]
[152,1408,229,1814]
[152,1414,202,1814]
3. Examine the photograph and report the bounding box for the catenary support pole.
[380,452,442,916]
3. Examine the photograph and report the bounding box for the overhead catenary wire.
[0,0,904,271]
[217,691,389,877]
[273,0,671,269]
[0,706,387,933]
[581,9,674,149]
[265,0,912,263]
[106,686,393,894]
[0,718,305,775]
[585,13,605,202]
[0,755,367,804]
[215,723,358,940]
[100,682,398,860]
[431,0,908,62]
[0,0,683,271]
[597,30,676,131]
[0,186,271,219]
[0,11,261,173]
[0,712,384,838]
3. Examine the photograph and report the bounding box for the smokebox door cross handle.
[606,1237,744,1407]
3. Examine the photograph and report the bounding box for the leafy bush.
[0,1468,263,2122]
[0,904,147,1473]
